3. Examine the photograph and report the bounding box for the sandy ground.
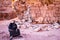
[0,18,60,40]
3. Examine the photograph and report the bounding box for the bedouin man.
[8,20,21,40]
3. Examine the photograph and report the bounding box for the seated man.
[8,20,21,40]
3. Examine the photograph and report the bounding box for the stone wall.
[13,0,27,20]
[10,0,60,24]
[27,0,60,24]
[0,0,17,20]
[0,0,60,24]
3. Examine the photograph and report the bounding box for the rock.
[41,25,49,31]
[20,25,27,29]
[53,23,60,29]
[33,24,57,32]
[33,27,42,32]
[28,0,60,24]
[0,0,17,20]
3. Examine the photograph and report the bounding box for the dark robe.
[8,23,20,37]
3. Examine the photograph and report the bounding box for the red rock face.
[0,0,60,24]
[0,0,27,20]
[29,0,60,24]
[13,0,27,20]
[0,0,17,20]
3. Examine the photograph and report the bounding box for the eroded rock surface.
[0,0,17,20]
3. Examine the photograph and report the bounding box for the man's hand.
[9,29,13,31]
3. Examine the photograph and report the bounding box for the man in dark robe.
[8,21,20,40]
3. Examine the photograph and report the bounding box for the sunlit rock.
[53,23,60,29]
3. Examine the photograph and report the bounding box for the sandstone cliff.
[26,0,60,24]
[0,0,17,20]
[0,0,60,24]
